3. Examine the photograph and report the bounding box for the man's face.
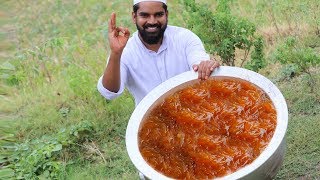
[133,2,168,44]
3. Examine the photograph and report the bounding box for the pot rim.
[126,66,288,180]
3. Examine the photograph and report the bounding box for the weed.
[3,121,94,179]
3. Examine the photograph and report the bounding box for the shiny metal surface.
[126,66,288,180]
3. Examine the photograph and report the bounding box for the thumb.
[192,64,199,72]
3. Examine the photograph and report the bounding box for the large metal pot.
[126,66,288,180]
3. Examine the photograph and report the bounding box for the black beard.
[137,23,167,44]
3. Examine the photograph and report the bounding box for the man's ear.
[132,12,136,24]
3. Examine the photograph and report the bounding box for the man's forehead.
[136,1,166,13]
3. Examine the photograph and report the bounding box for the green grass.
[274,74,320,179]
[276,115,320,179]
[1,0,320,179]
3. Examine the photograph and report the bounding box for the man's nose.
[147,15,157,24]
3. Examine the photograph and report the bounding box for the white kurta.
[97,25,209,106]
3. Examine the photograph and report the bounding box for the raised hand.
[108,12,130,54]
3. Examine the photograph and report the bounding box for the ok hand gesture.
[108,12,130,54]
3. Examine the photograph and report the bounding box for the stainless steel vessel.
[126,66,288,180]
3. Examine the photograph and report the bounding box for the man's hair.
[133,3,168,13]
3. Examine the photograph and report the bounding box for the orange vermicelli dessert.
[138,76,277,179]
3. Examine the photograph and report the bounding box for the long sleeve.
[184,30,210,69]
[97,57,128,100]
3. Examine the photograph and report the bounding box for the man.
[97,0,220,106]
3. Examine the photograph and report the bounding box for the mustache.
[143,24,161,29]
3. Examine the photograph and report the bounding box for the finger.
[123,28,130,38]
[112,13,117,28]
[108,12,116,32]
[192,64,199,72]
[114,28,119,37]
[117,26,126,33]
[197,62,202,79]
[199,62,206,80]
[117,27,130,37]
[205,61,214,79]
[210,61,220,71]
[201,68,206,80]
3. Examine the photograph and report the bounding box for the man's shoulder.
[165,25,198,44]
[166,25,190,33]
[165,25,196,38]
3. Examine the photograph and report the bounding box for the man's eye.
[156,13,164,17]
[139,14,148,18]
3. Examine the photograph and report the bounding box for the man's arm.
[184,29,220,80]
[101,12,130,93]
[102,52,122,93]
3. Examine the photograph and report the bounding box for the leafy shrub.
[273,36,320,91]
[4,121,94,179]
[273,37,320,72]
[182,0,263,69]
[280,64,300,80]
[245,36,267,72]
